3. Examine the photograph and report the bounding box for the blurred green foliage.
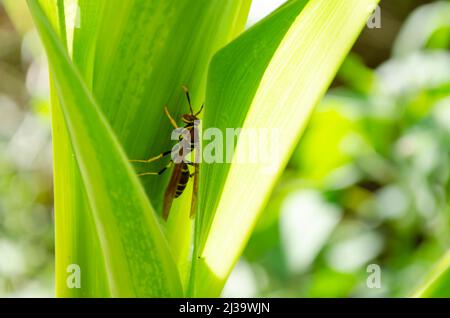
[0,1,53,296]
[0,0,449,297]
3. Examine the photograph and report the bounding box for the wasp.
[130,86,203,221]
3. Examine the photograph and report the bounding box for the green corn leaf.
[191,0,380,297]
[28,0,182,297]
[29,0,251,296]
[413,251,450,298]
[33,0,110,298]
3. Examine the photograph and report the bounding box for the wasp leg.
[185,159,201,167]
[184,157,201,167]
[189,171,198,178]
[138,160,173,177]
[185,161,198,177]
[129,150,171,164]
[164,106,179,129]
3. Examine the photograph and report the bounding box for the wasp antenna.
[182,85,194,115]
[195,103,204,116]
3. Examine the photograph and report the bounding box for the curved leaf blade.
[31,0,111,298]
[28,0,182,297]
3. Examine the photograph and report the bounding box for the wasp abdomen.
[175,163,190,198]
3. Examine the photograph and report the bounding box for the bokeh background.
[0,0,449,297]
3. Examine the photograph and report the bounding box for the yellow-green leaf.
[192,0,379,297]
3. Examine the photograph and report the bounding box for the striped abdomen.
[175,163,190,198]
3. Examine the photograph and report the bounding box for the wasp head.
[182,114,198,124]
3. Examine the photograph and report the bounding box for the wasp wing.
[162,162,182,221]
[190,162,199,219]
